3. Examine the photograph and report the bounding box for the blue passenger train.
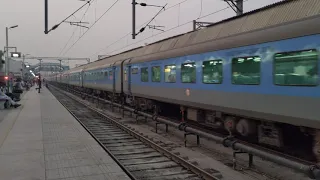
[48,0,320,161]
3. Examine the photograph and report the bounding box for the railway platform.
[0,87,131,180]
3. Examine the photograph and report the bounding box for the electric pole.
[193,0,244,31]
[22,54,25,80]
[58,60,62,72]
[45,0,48,34]
[224,0,243,15]
[132,0,136,39]
[131,1,165,39]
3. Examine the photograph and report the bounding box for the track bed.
[49,86,220,180]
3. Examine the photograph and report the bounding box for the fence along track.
[49,86,222,180]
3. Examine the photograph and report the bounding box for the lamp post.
[5,25,18,92]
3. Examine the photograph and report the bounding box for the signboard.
[11,52,21,58]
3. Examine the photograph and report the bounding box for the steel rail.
[49,87,138,180]
[50,85,221,180]
[52,83,320,180]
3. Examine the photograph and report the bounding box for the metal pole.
[5,27,9,92]
[132,0,136,39]
[59,60,62,72]
[236,0,243,15]
[45,0,48,34]
[22,54,25,80]
[39,60,42,93]
[193,20,196,31]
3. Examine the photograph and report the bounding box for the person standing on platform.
[36,77,42,93]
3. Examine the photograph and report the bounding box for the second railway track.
[49,86,221,180]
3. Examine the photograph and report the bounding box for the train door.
[80,71,83,87]
[112,66,116,94]
[127,65,132,95]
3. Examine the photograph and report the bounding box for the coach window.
[232,56,260,85]
[141,67,148,82]
[132,68,139,74]
[152,66,161,82]
[274,49,318,86]
[202,60,223,84]
[104,71,108,78]
[164,65,176,83]
[181,62,196,83]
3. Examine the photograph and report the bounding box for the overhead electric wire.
[62,0,121,56]
[59,1,94,56]
[135,4,167,36]
[47,1,91,34]
[106,0,249,56]
[90,0,192,58]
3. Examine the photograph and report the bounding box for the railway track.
[49,86,221,180]
[48,84,320,180]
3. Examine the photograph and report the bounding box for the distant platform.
[0,87,130,180]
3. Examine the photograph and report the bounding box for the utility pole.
[45,0,48,34]
[5,27,9,85]
[0,50,3,70]
[58,60,62,72]
[193,0,243,31]
[224,0,243,15]
[5,27,11,92]
[4,25,18,92]
[132,0,136,39]
[235,0,243,15]
[22,54,25,80]
[131,2,165,39]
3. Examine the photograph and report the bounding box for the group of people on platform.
[0,85,21,108]
[0,78,29,109]
[0,77,45,109]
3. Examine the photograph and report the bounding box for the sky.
[0,0,282,68]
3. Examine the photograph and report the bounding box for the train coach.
[51,0,320,161]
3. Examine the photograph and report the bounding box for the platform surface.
[0,87,131,180]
